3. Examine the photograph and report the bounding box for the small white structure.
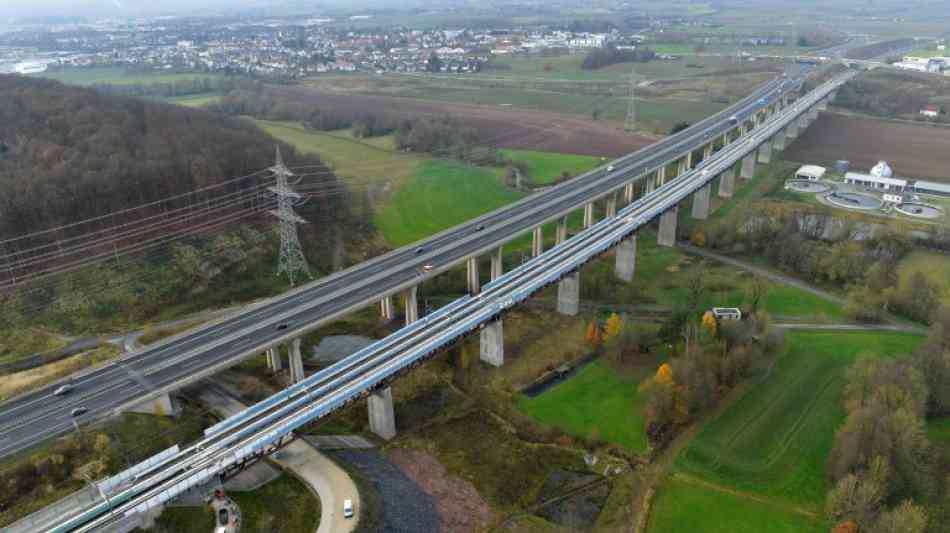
[14,61,47,74]
[795,165,827,181]
[921,105,940,118]
[845,171,907,191]
[882,193,903,204]
[711,307,742,321]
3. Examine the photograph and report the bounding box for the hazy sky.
[0,0,296,19]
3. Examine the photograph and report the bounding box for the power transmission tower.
[624,70,637,135]
[268,146,310,286]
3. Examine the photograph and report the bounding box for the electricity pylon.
[624,70,637,135]
[268,146,310,286]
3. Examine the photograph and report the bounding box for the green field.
[501,149,604,185]
[167,93,225,107]
[34,66,223,86]
[928,417,950,447]
[906,47,948,58]
[251,120,421,185]
[476,53,752,83]
[647,476,825,533]
[152,507,215,533]
[517,360,651,453]
[375,159,525,246]
[676,331,925,509]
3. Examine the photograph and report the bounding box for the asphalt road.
[0,69,804,460]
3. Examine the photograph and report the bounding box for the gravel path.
[332,450,440,533]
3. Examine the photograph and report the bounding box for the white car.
[54,384,74,396]
[606,165,615,172]
[343,499,354,519]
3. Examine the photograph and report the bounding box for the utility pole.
[268,146,310,286]
[624,69,637,135]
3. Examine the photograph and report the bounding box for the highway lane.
[0,71,802,458]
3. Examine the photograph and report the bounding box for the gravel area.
[311,335,376,363]
[332,449,440,533]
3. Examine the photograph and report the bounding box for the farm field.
[785,114,950,182]
[251,119,422,185]
[676,330,925,509]
[262,84,652,157]
[501,149,603,185]
[517,360,652,453]
[33,66,222,86]
[647,476,825,533]
[375,160,524,246]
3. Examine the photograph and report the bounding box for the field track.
[264,85,654,158]
[785,113,950,181]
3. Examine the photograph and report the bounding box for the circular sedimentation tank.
[785,179,831,194]
[825,192,883,210]
[895,202,943,219]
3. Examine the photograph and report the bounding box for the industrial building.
[795,164,827,181]
[911,180,950,197]
[844,161,907,192]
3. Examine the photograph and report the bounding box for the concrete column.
[741,153,756,179]
[718,165,736,198]
[557,272,580,316]
[773,128,786,151]
[624,182,635,204]
[817,98,828,111]
[404,285,418,325]
[703,144,713,161]
[786,120,799,140]
[288,338,305,383]
[606,192,617,218]
[380,296,394,322]
[266,347,282,372]
[656,166,666,187]
[531,226,543,257]
[677,158,689,177]
[757,141,772,164]
[479,319,504,367]
[583,202,594,229]
[721,132,730,147]
[798,114,808,132]
[556,216,568,245]
[466,256,480,294]
[658,207,678,247]
[614,234,637,282]
[367,386,396,440]
[691,183,711,220]
[490,246,503,280]
[130,393,175,417]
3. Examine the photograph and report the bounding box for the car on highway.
[728,115,738,124]
[70,406,88,417]
[414,246,427,255]
[343,499,354,518]
[474,224,485,232]
[54,383,74,396]
[422,264,434,272]
[606,165,615,172]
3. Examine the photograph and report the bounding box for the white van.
[343,499,354,519]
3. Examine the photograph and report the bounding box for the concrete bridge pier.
[288,338,305,383]
[380,296,394,322]
[404,286,418,325]
[817,98,828,111]
[657,207,678,247]
[490,246,504,280]
[556,216,568,245]
[773,128,786,151]
[129,393,175,417]
[466,256,480,294]
[367,386,396,440]
[757,140,772,164]
[606,193,617,218]
[691,183,711,220]
[479,319,504,366]
[614,234,637,282]
[557,272,580,316]
[583,202,594,229]
[718,165,736,198]
[624,182,635,204]
[741,153,757,179]
[266,347,282,372]
[532,226,544,257]
[786,120,799,140]
[703,144,714,161]
[798,114,809,131]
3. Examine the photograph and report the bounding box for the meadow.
[647,476,825,533]
[500,149,604,185]
[675,331,925,510]
[34,66,223,86]
[898,250,950,306]
[517,360,652,453]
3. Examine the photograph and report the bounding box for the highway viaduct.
[0,67,841,461]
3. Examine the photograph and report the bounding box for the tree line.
[91,76,240,99]
[581,44,656,70]
[826,316,950,533]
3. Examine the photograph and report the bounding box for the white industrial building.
[795,164,827,181]
[14,61,47,74]
[912,180,950,197]
[844,161,906,191]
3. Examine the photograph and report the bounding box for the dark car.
[218,508,229,526]
[414,246,426,254]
